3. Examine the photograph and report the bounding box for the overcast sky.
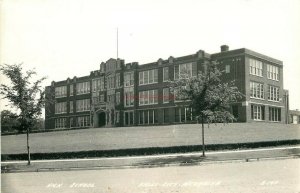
[1,0,300,111]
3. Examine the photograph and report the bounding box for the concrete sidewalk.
[2,146,300,173]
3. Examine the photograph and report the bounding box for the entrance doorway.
[98,112,106,127]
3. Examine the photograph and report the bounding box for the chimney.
[221,45,229,52]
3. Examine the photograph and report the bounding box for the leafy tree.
[171,60,243,156]
[1,110,20,133]
[0,64,47,165]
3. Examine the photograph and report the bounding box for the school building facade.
[45,45,289,130]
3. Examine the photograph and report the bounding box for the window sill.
[268,100,280,102]
[250,97,265,101]
[55,96,67,99]
[250,74,263,78]
[139,82,158,86]
[252,119,265,121]
[76,110,90,112]
[139,103,159,106]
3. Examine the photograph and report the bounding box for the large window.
[124,71,134,87]
[269,107,281,122]
[55,118,66,129]
[55,102,67,114]
[268,85,280,101]
[139,109,158,125]
[174,62,197,80]
[55,86,67,98]
[69,101,73,113]
[163,67,169,82]
[106,75,115,90]
[225,65,230,73]
[70,117,75,128]
[116,73,120,88]
[163,88,170,103]
[139,69,158,85]
[124,111,134,125]
[175,107,193,122]
[76,99,90,112]
[249,58,263,77]
[76,82,90,95]
[250,82,264,99]
[100,77,105,91]
[92,78,101,92]
[116,92,120,105]
[124,87,134,107]
[76,116,90,127]
[70,85,73,96]
[139,90,158,106]
[251,105,265,120]
[267,64,279,81]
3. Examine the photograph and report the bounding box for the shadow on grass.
[2,140,300,161]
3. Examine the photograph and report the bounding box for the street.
[2,158,299,193]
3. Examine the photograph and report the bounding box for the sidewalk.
[2,146,300,173]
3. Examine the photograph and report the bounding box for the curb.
[2,155,299,173]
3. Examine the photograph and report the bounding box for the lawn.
[1,123,300,154]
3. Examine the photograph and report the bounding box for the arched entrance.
[98,112,106,127]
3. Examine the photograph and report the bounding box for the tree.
[0,64,47,165]
[1,110,20,133]
[171,60,243,157]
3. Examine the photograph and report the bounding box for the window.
[69,101,73,113]
[139,69,158,85]
[76,99,90,112]
[116,73,120,88]
[107,93,114,103]
[76,82,90,95]
[124,111,134,125]
[124,87,134,107]
[163,88,169,103]
[116,92,120,105]
[163,108,169,123]
[76,116,90,127]
[55,102,67,114]
[174,62,197,80]
[100,77,105,91]
[70,85,73,96]
[249,58,263,77]
[124,71,134,87]
[163,67,169,82]
[70,117,75,128]
[115,111,120,124]
[100,94,105,102]
[138,109,158,125]
[267,64,279,81]
[139,90,158,106]
[269,107,281,122]
[251,105,265,120]
[55,118,66,129]
[174,107,193,122]
[268,85,280,101]
[92,92,99,104]
[106,75,115,89]
[250,82,264,99]
[92,78,101,92]
[225,65,230,73]
[55,86,67,98]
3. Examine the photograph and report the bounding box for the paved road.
[2,123,300,154]
[2,159,299,193]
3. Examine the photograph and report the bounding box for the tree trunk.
[26,128,31,165]
[201,115,205,157]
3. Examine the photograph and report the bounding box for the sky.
[1,0,300,112]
